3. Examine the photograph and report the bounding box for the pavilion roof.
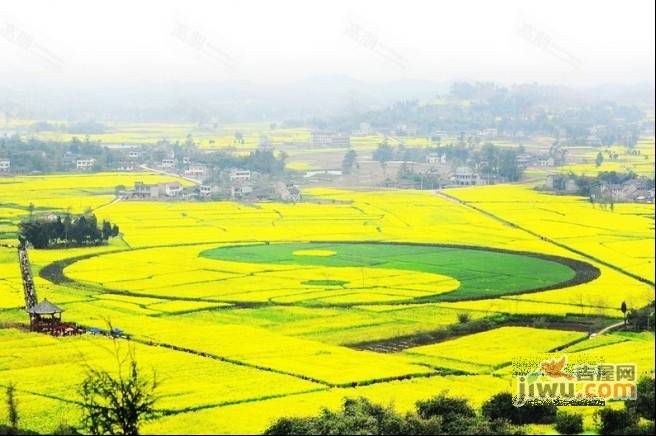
[26,299,64,314]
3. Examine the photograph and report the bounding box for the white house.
[453,166,481,186]
[76,159,96,170]
[163,182,182,196]
[161,159,175,168]
[0,159,10,172]
[184,164,209,179]
[426,153,446,165]
[229,169,251,181]
[199,184,220,196]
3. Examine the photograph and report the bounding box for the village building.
[199,184,221,196]
[545,175,579,193]
[0,158,10,173]
[426,153,446,165]
[117,161,136,171]
[76,158,96,170]
[537,157,555,167]
[131,181,184,199]
[184,163,209,180]
[516,153,532,167]
[274,181,302,202]
[229,169,252,181]
[161,158,175,168]
[310,131,351,148]
[453,166,482,186]
[304,169,343,179]
[230,184,254,199]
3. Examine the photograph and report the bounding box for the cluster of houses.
[596,179,655,203]
[545,174,655,203]
[121,167,301,203]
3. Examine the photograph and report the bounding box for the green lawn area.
[201,242,577,301]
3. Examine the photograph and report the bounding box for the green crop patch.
[201,242,595,302]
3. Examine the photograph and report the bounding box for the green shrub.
[594,408,638,435]
[482,392,556,424]
[554,411,583,434]
[457,312,471,324]
[625,375,655,421]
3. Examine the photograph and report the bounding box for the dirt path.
[139,164,202,185]
[595,320,626,336]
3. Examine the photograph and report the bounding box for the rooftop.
[26,299,64,314]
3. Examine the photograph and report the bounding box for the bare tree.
[79,341,158,435]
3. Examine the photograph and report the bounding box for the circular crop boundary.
[39,240,601,307]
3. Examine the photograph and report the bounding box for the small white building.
[199,184,220,196]
[132,181,183,198]
[128,151,140,159]
[230,184,253,198]
[229,169,252,181]
[161,159,175,168]
[0,159,10,172]
[453,166,481,186]
[426,153,446,165]
[163,182,183,197]
[117,161,136,171]
[184,164,209,179]
[76,159,96,170]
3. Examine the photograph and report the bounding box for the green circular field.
[201,242,596,302]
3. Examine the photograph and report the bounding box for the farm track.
[347,315,617,353]
[435,191,655,288]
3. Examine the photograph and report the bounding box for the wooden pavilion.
[25,299,83,336]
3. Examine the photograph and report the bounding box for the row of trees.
[316,82,647,143]
[18,213,119,249]
[265,379,655,435]
[369,142,524,182]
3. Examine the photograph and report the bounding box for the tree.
[373,142,394,174]
[595,152,604,167]
[482,392,556,425]
[264,393,526,435]
[5,382,19,434]
[594,407,637,435]
[625,375,655,421]
[79,346,158,435]
[101,221,113,241]
[342,150,357,175]
[234,131,244,144]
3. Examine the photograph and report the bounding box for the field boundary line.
[435,190,655,288]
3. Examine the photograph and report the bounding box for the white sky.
[1,0,654,86]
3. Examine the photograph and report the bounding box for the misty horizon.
[2,0,654,87]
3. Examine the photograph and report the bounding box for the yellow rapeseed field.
[1,171,653,434]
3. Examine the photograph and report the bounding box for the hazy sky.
[1,0,654,86]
